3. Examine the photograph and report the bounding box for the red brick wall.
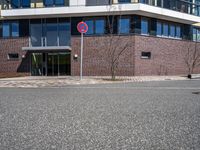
[134,35,200,76]
[0,38,30,74]
[0,36,199,76]
[71,36,135,76]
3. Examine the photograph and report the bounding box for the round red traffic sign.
[77,21,88,33]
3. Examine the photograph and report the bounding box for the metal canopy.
[22,46,72,51]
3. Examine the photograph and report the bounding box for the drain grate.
[192,92,200,95]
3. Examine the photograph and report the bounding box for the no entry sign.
[77,21,88,34]
[77,21,88,80]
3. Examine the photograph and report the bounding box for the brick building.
[0,0,200,76]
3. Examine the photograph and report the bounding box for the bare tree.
[184,42,200,77]
[98,5,133,80]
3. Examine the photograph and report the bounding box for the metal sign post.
[77,21,88,80]
[80,32,83,80]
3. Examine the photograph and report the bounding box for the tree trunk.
[111,64,116,80]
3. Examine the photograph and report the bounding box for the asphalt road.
[0,80,200,150]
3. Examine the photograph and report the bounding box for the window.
[46,23,58,46]
[3,23,10,38]
[30,18,71,47]
[141,18,149,35]
[176,25,181,38]
[85,18,106,35]
[118,17,130,34]
[44,0,65,6]
[44,0,54,6]
[156,21,162,36]
[55,0,64,5]
[86,0,110,6]
[141,52,151,59]
[163,23,169,36]
[118,0,131,3]
[11,0,20,8]
[11,0,30,8]
[2,21,19,38]
[95,19,105,34]
[140,0,148,4]
[11,22,19,37]
[7,53,19,60]
[85,20,94,35]
[30,20,42,46]
[197,29,200,42]
[169,24,175,37]
[59,22,70,46]
[21,0,30,7]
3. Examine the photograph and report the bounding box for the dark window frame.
[141,52,151,59]
[7,53,19,61]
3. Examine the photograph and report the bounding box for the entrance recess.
[31,52,71,76]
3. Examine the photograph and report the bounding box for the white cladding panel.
[1,3,200,25]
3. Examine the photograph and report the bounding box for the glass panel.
[176,26,181,38]
[55,0,64,6]
[141,18,148,34]
[118,0,131,3]
[46,23,58,46]
[47,53,58,76]
[169,24,175,37]
[30,23,42,46]
[192,28,196,41]
[95,19,105,34]
[156,21,162,36]
[3,23,10,37]
[197,29,200,42]
[54,54,58,76]
[31,53,43,76]
[163,23,169,36]
[59,22,70,46]
[11,0,20,8]
[59,53,71,75]
[86,0,110,6]
[44,0,54,6]
[118,18,130,34]
[22,0,30,7]
[11,22,19,37]
[85,20,94,35]
[47,54,53,76]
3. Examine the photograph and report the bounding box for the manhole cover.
[192,92,200,95]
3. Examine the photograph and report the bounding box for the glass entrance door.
[31,52,71,76]
[31,53,43,76]
[47,53,58,76]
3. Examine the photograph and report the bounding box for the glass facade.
[1,16,200,43]
[30,18,70,47]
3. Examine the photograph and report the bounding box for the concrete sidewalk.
[0,75,193,88]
